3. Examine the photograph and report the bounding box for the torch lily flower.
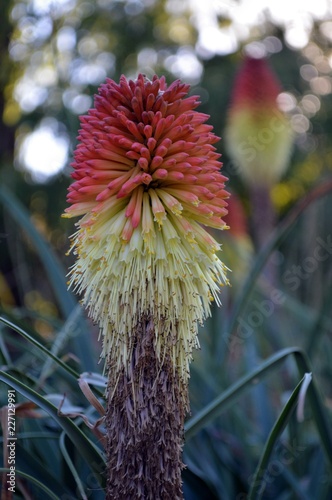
[64,74,229,499]
[225,56,293,187]
[225,56,293,250]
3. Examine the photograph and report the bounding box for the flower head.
[225,56,293,186]
[64,74,229,382]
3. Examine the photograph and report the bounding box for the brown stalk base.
[105,318,188,500]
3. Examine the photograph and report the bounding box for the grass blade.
[0,315,104,398]
[0,371,106,489]
[223,179,332,351]
[185,347,301,439]
[186,346,332,481]
[0,315,80,381]
[0,186,96,371]
[306,283,332,356]
[39,304,86,384]
[59,431,88,500]
[292,351,332,467]
[0,468,59,500]
[10,443,71,498]
[0,186,70,317]
[185,347,332,463]
[248,374,311,500]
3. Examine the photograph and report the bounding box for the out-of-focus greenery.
[1,1,332,498]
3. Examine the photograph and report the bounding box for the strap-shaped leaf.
[0,371,106,490]
[0,186,95,371]
[248,374,311,500]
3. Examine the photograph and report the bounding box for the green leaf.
[0,187,69,317]
[0,468,60,500]
[182,467,219,500]
[185,347,332,488]
[281,466,312,500]
[185,347,300,440]
[306,282,332,356]
[0,315,105,398]
[39,304,84,384]
[222,179,332,354]
[0,432,57,442]
[12,443,72,498]
[248,374,311,500]
[0,370,106,490]
[59,431,88,500]
[0,324,11,365]
[0,186,96,371]
[0,315,80,381]
[292,351,332,468]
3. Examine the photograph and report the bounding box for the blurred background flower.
[225,56,293,188]
[225,55,294,250]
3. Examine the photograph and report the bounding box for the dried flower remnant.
[64,74,229,499]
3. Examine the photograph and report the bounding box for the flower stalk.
[105,317,187,498]
[64,74,229,498]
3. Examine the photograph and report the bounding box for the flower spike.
[65,74,229,499]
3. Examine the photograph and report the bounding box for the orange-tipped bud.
[225,56,293,187]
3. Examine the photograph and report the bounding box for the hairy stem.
[105,317,188,499]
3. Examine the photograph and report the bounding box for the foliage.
[1,0,332,498]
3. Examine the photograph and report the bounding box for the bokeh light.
[9,0,332,181]
[19,119,70,182]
